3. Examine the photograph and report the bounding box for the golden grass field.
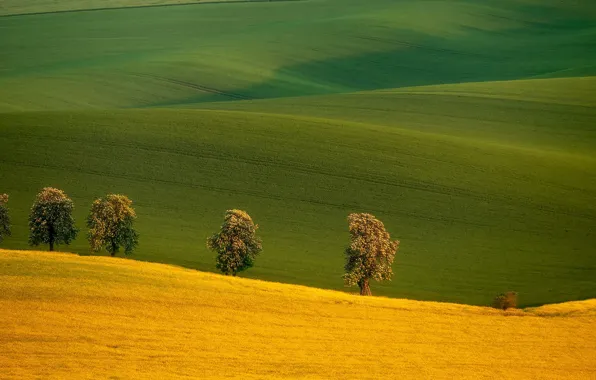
[1,249,595,379]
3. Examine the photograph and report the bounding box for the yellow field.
[1,249,595,379]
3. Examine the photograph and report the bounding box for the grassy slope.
[1,81,595,305]
[190,76,596,154]
[0,0,595,306]
[1,249,595,379]
[1,0,595,111]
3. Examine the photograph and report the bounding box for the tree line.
[1,187,400,296]
[2,188,138,256]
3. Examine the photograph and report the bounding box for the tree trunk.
[110,240,117,257]
[359,279,372,296]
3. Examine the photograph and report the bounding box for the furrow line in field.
[4,131,594,221]
[287,96,596,122]
[0,159,505,229]
[130,73,252,101]
[0,132,495,202]
[7,156,594,231]
[350,35,489,59]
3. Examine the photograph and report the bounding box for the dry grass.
[1,249,595,379]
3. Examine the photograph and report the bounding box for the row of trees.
[0,188,400,296]
[205,209,400,295]
[1,188,138,257]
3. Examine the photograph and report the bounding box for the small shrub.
[493,291,518,310]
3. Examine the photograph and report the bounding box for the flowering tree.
[207,209,262,276]
[87,194,138,256]
[0,194,11,243]
[29,187,78,251]
[344,213,399,296]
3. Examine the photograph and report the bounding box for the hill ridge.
[2,248,595,316]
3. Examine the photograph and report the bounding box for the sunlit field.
[1,249,595,379]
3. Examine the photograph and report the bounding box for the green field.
[1,0,595,306]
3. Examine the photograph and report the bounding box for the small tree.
[493,291,518,310]
[28,187,78,251]
[344,213,399,296]
[207,209,262,276]
[0,194,11,243]
[87,194,139,257]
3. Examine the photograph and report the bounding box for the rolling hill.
[1,249,595,379]
[1,0,595,111]
[0,0,595,307]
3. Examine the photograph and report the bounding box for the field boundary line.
[0,0,305,18]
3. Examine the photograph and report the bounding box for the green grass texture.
[1,0,595,111]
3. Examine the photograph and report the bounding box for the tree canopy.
[28,187,78,251]
[344,213,399,296]
[207,209,262,276]
[0,194,11,243]
[87,194,138,256]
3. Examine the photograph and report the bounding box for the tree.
[87,194,139,257]
[493,291,518,310]
[28,187,78,251]
[344,213,399,296]
[207,209,262,276]
[0,194,11,243]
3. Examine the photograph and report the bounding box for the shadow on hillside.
[149,1,596,108]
